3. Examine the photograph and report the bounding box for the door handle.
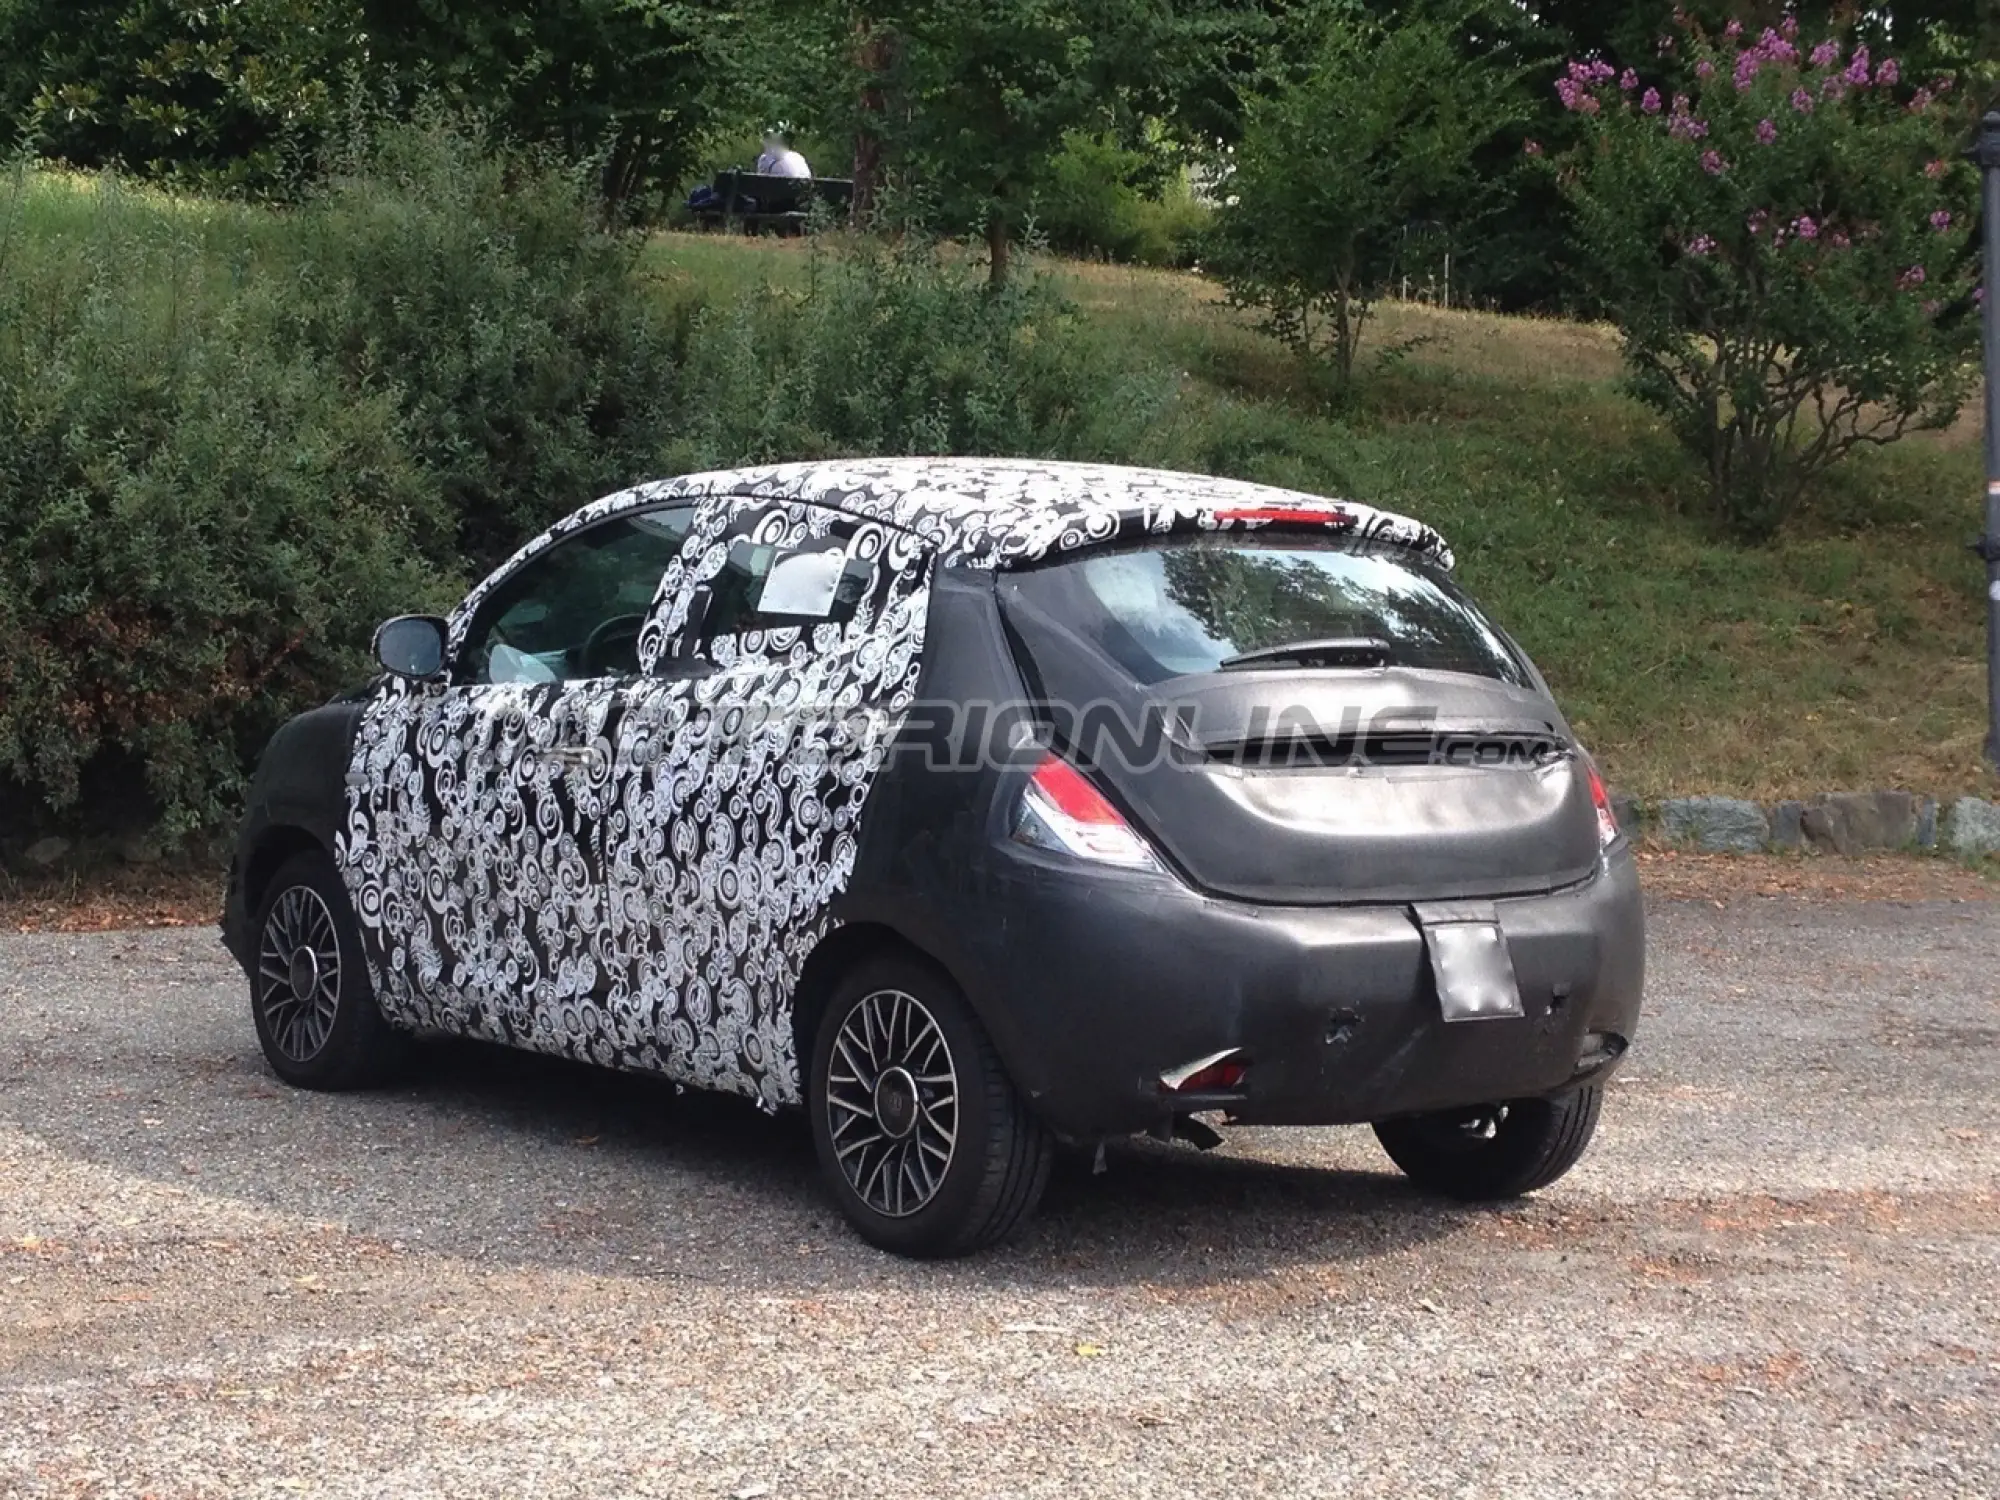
[552,743,605,773]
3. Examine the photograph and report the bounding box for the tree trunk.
[851,16,893,225]
[1332,278,1356,392]
[986,213,1011,288]
[600,128,644,225]
[852,130,883,224]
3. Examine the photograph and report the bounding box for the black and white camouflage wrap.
[335,459,1450,1106]
[629,456,1452,575]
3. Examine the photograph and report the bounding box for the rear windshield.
[1001,537,1529,687]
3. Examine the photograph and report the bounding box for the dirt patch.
[1634,847,1998,904]
[0,865,220,934]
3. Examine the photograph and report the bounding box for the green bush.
[0,0,364,196]
[1,0,741,214]
[273,120,687,573]
[1561,20,1979,539]
[666,232,1173,471]
[1029,130,1209,268]
[0,123,691,838]
[0,168,450,839]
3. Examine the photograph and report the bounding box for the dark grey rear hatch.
[997,533,1602,905]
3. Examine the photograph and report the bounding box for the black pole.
[1980,111,2000,769]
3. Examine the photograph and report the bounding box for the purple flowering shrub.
[1558,15,1977,538]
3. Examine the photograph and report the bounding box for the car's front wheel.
[808,954,1052,1257]
[1373,1086,1602,1201]
[249,849,408,1090]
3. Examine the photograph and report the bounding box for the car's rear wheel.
[249,849,408,1090]
[1373,1086,1602,1201]
[808,953,1051,1257]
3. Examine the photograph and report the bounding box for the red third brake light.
[1586,760,1619,849]
[1214,505,1351,527]
[1012,755,1162,871]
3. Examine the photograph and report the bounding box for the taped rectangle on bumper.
[1413,902,1524,1022]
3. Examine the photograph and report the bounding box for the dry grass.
[1633,848,1997,903]
[1059,259,1630,389]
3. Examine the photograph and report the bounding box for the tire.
[248,849,409,1090]
[1373,1086,1603,1201]
[808,953,1052,1258]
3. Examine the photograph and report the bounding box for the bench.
[688,170,855,234]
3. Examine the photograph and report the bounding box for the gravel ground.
[2,898,1997,1499]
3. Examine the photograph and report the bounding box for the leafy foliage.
[0,0,741,209]
[1027,129,1209,267]
[1204,11,1524,394]
[839,0,1194,281]
[271,118,687,572]
[358,0,742,212]
[1560,16,1980,538]
[0,0,366,193]
[0,169,449,835]
[666,230,1172,467]
[0,124,687,834]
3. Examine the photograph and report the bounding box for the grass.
[0,165,274,295]
[648,230,1996,803]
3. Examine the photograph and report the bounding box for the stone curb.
[1626,791,2000,858]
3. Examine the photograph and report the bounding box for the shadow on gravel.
[998,1143,1466,1289]
[10,1019,1470,1289]
[378,1039,1471,1288]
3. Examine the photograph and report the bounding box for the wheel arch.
[790,922,931,1083]
[242,825,329,921]
[789,913,1054,1125]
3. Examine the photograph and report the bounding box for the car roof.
[588,457,1456,572]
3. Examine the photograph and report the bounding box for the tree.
[0,0,738,209]
[0,0,366,192]
[1204,12,1524,394]
[850,12,895,221]
[843,0,1183,284]
[360,0,739,213]
[1337,1,1998,313]
[1561,15,1980,538]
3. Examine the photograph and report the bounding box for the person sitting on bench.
[756,130,811,179]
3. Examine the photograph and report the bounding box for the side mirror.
[373,615,448,680]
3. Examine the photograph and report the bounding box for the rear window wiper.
[1217,637,1393,671]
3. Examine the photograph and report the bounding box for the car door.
[598,498,936,1109]
[342,504,693,1057]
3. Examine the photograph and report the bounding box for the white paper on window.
[756,548,848,618]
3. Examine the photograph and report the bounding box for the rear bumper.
[950,845,1646,1142]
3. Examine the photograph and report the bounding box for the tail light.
[1012,755,1162,871]
[1584,758,1619,849]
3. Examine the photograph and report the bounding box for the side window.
[702,535,876,639]
[686,507,922,661]
[458,507,692,685]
